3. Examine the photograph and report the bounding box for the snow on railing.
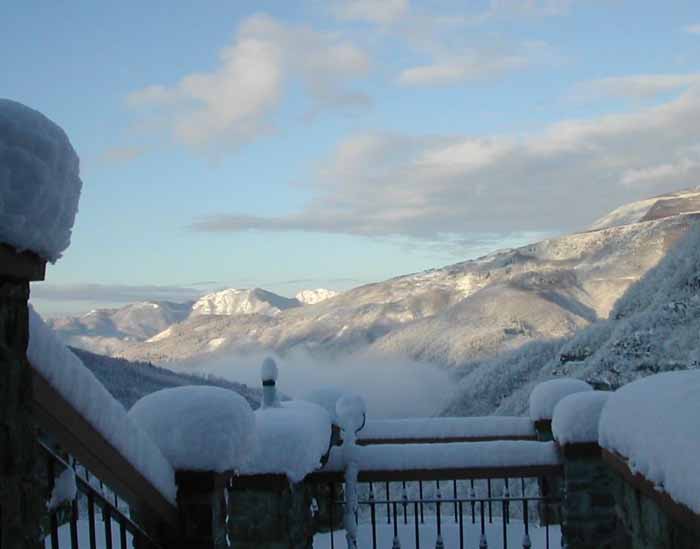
[358,417,536,445]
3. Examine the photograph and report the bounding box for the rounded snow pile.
[529,378,592,421]
[552,391,610,445]
[336,393,367,433]
[0,99,82,262]
[128,386,256,472]
[241,401,332,483]
[599,371,700,513]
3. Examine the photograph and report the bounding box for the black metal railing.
[319,477,561,549]
[41,441,162,549]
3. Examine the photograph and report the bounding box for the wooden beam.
[32,370,179,528]
[358,435,537,446]
[0,243,46,281]
[602,449,700,536]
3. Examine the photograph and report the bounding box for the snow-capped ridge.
[191,287,301,317]
[589,187,700,231]
[296,288,340,305]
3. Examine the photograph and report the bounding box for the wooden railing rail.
[31,369,179,529]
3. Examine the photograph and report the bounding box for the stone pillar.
[0,244,46,549]
[533,419,562,526]
[175,471,230,549]
[227,475,316,549]
[560,443,629,549]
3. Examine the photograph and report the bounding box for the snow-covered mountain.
[48,300,192,340]
[191,288,301,316]
[443,220,700,417]
[51,188,700,370]
[295,288,339,305]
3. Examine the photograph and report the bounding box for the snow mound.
[241,401,332,483]
[296,288,339,305]
[27,307,177,503]
[128,386,256,473]
[552,391,610,445]
[599,371,700,513]
[0,99,82,262]
[261,356,279,382]
[48,468,77,510]
[336,393,367,433]
[529,378,593,421]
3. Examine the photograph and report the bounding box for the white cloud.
[331,0,409,24]
[190,89,700,239]
[621,149,700,186]
[127,14,370,150]
[398,52,528,86]
[570,73,700,102]
[683,24,700,35]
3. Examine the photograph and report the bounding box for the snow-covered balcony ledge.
[598,371,700,544]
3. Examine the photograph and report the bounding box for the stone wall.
[0,273,44,548]
[228,477,316,549]
[611,466,699,549]
[560,444,629,549]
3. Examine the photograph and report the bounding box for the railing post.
[0,245,46,549]
[559,443,628,549]
[533,419,562,526]
[175,471,230,549]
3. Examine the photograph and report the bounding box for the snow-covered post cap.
[128,386,256,473]
[551,391,610,447]
[261,357,281,409]
[529,378,593,440]
[0,99,82,263]
[336,393,367,435]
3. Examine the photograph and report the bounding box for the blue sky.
[4,0,700,315]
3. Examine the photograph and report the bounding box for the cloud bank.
[184,348,457,418]
[191,87,700,240]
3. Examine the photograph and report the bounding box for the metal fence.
[320,477,561,549]
[41,441,162,549]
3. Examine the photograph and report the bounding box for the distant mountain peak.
[295,288,339,305]
[191,287,301,317]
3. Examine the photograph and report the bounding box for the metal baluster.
[435,482,443,549]
[458,501,464,549]
[502,500,508,549]
[119,518,127,549]
[369,482,377,549]
[453,480,458,523]
[546,520,550,549]
[469,481,476,524]
[487,479,492,524]
[70,498,79,549]
[522,498,531,549]
[47,455,59,549]
[402,481,408,525]
[392,502,400,549]
[103,508,113,549]
[329,483,335,549]
[386,482,391,524]
[419,481,424,524]
[479,500,487,548]
[414,502,420,549]
[504,478,510,525]
[87,493,96,549]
